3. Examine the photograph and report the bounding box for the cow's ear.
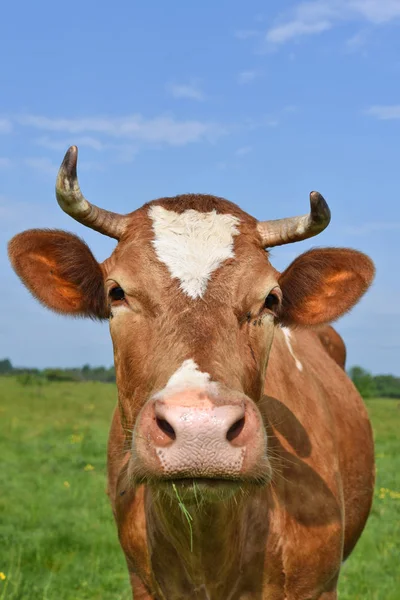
[8,229,108,319]
[278,248,375,326]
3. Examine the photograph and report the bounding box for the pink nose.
[132,390,267,480]
[155,398,246,443]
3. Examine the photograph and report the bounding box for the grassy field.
[0,377,399,599]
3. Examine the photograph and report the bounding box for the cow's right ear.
[277,247,374,326]
[8,229,108,319]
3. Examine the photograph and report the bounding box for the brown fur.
[316,325,347,369]
[8,193,375,599]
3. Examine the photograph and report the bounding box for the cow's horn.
[55,146,129,240]
[257,191,331,248]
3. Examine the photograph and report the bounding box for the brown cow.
[9,147,375,600]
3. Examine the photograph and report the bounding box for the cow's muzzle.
[129,389,271,487]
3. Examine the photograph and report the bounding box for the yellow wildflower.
[84,464,95,471]
[0,572,6,580]
[377,487,400,500]
[69,433,83,444]
[63,481,70,488]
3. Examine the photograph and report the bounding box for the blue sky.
[1,0,399,374]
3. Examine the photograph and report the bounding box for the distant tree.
[373,374,400,398]
[17,373,45,386]
[1,355,397,396]
[0,359,13,374]
[105,366,116,382]
[82,364,91,376]
[44,369,79,382]
[348,366,377,398]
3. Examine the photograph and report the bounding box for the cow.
[8,146,375,600]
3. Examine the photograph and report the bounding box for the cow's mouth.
[154,477,248,505]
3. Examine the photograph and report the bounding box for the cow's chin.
[154,478,244,505]
[129,458,273,505]
[147,473,271,506]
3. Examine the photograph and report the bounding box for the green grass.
[338,399,400,599]
[0,378,130,600]
[0,377,399,599]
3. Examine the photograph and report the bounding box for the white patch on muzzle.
[281,327,303,371]
[159,359,218,397]
[148,205,240,299]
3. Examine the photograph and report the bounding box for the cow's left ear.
[278,248,375,326]
[8,229,108,319]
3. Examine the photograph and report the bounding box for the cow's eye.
[264,288,281,316]
[109,286,125,302]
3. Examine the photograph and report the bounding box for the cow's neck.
[146,485,270,599]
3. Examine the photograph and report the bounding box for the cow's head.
[9,147,374,499]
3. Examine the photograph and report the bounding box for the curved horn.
[257,191,331,248]
[55,146,129,240]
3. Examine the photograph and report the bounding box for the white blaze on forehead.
[281,327,303,372]
[148,205,240,299]
[161,359,218,396]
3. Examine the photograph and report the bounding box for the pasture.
[0,377,399,599]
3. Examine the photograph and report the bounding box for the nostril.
[156,417,176,440]
[226,416,245,442]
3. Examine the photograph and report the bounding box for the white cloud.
[16,113,225,146]
[235,146,252,156]
[267,18,332,44]
[351,0,400,23]
[0,118,12,134]
[37,135,105,151]
[345,29,370,50]
[166,81,205,101]
[237,70,258,84]
[266,0,400,46]
[35,136,139,164]
[365,105,400,119]
[0,158,12,168]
